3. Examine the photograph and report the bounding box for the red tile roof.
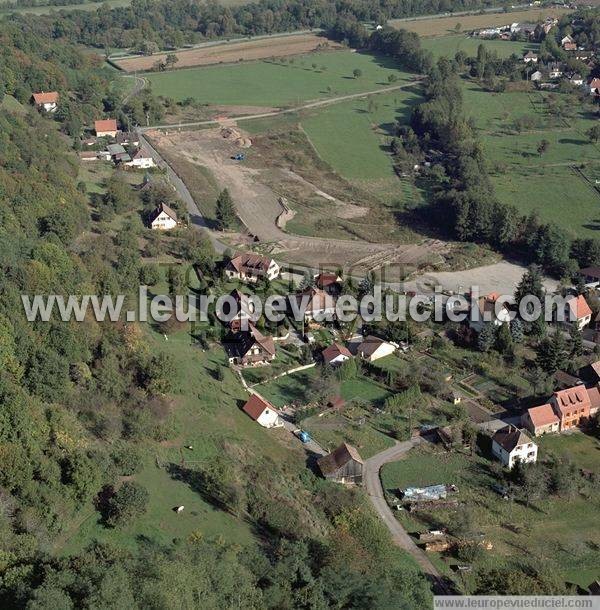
[567,295,592,320]
[242,394,276,421]
[587,386,600,412]
[94,119,118,134]
[552,386,591,415]
[527,404,559,428]
[32,91,58,105]
[228,252,273,274]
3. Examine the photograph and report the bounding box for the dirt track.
[147,127,438,273]
[116,34,340,72]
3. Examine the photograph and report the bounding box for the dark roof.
[317,443,363,476]
[492,425,533,452]
[224,325,275,359]
[358,335,387,357]
[228,252,273,274]
[149,202,177,223]
[322,342,351,363]
[315,273,341,288]
[580,266,600,279]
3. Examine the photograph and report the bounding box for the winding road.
[364,437,452,595]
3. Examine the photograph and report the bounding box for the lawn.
[422,36,536,60]
[145,50,414,106]
[300,88,421,182]
[259,367,320,408]
[58,313,299,555]
[461,80,600,236]
[1,94,25,113]
[381,440,600,588]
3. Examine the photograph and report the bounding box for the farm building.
[242,394,283,428]
[317,443,363,484]
[356,336,396,362]
[32,91,59,112]
[322,343,351,366]
[522,404,560,436]
[94,118,120,138]
[491,425,537,469]
[225,252,280,284]
[148,203,178,231]
[580,266,600,287]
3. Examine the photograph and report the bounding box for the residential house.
[314,272,342,295]
[469,292,512,332]
[106,143,130,164]
[125,147,156,169]
[356,335,396,362]
[317,443,363,484]
[322,343,351,366]
[563,42,577,51]
[226,289,256,331]
[587,385,600,417]
[561,34,575,47]
[224,253,280,283]
[588,77,600,95]
[94,118,119,138]
[523,51,538,63]
[32,91,59,112]
[522,404,560,436]
[550,385,591,430]
[115,131,139,146]
[579,266,600,287]
[292,287,336,322]
[568,73,584,86]
[548,63,563,79]
[242,394,283,428]
[530,70,543,82]
[148,202,178,231]
[224,324,276,366]
[491,425,538,468]
[579,360,600,384]
[563,294,592,330]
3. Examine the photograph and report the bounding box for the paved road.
[364,436,452,595]
[142,80,423,132]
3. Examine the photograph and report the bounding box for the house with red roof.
[469,292,512,333]
[32,91,59,112]
[225,252,280,284]
[322,342,351,366]
[291,287,336,322]
[94,119,119,138]
[522,404,560,436]
[589,77,600,95]
[242,394,282,428]
[550,385,591,431]
[563,294,592,330]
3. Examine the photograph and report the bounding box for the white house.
[491,425,538,469]
[125,147,156,169]
[523,51,538,64]
[225,253,280,284]
[292,287,336,322]
[563,294,592,330]
[242,394,283,428]
[322,343,351,366]
[32,91,59,112]
[94,118,119,138]
[356,335,396,362]
[530,70,543,82]
[469,292,512,333]
[149,203,178,231]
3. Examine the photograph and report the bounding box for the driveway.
[364,437,452,594]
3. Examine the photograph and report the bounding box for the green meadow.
[145,50,414,106]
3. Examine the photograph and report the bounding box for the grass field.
[461,81,600,237]
[145,50,414,106]
[381,436,600,588]
[1,94,25,113]
[422,35,536,59]
[390,7,571,38]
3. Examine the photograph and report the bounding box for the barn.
[317,443,363,485]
